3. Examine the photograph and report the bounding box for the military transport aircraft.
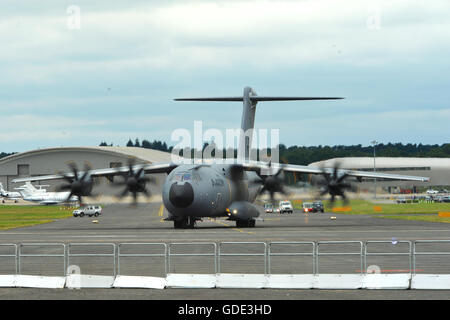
[12,87,430,228]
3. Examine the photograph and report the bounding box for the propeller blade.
[57,162,94,201]
[68,163,79,179]
[117,188,129,199]
[254,162,289,201]
[269,190,275,202]
[57,184,72,192]
[331,194,336,203]
[132,191,138,205]
[62,176,74,184]
[316,162,355,205]
[333,166,338,179]
[80,163,92,182]
[111,159,156,206]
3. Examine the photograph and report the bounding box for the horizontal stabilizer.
[174,97,243,101]
[250,96,343,101]
[174,97,344,102]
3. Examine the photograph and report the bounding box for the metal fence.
[2,240,450,277]
[168,242,217,274]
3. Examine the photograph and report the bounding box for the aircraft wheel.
[187,216,196,228]
[236,220,255,228]
[173,217,195,229]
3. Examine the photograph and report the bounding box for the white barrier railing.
[1,240,450,289]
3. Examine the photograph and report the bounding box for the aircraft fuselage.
[162,164,261,220]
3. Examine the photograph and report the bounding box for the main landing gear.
[235,219,256,228]
[173,216,197,229]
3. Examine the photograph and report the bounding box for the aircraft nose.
[169,182,194,208]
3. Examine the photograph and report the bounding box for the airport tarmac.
[1,202,450,300]
[1,202,450,243]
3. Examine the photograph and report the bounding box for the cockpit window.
[173,172,191,182]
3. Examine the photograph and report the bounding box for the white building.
[308,157,450,193]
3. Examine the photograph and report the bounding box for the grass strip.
[0,205,73,230]
[377,215,450,224]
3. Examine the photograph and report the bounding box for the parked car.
[264,203,274,213]
[439,196,450,203]
[396,197,407,204]
[426,189,439,194]
[313,201,324,213]
[73,205,102,217]
[278,201,293,214]
[302,202,315,213]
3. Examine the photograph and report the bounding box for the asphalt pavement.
[1,202,450,300]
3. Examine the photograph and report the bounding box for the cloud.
[0,0,449,152]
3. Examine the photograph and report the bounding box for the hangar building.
[308,157,450,193]
[0,146,172,200]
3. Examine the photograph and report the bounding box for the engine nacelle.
[227,201,260,221]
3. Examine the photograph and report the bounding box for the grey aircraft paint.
[163,87,342,228]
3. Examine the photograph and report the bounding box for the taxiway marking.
[158,204,165,222]
[208,218,254,234]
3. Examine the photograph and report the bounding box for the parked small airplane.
[15,182,78,205]
[0,182,22,203]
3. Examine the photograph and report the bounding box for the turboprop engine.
[227,201,260,228]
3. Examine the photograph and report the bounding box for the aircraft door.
[212,192,222,211]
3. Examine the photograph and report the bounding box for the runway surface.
[1,202,450,300]
[1,202,450,243]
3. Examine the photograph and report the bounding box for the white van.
[278,201,293,214]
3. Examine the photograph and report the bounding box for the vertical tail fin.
[174,87,343,160]
[16,182,37,198]
[25,182,37,193]
[239,87,257,160]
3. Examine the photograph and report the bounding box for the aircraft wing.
[11,162,178,183]
[239,161,430,182]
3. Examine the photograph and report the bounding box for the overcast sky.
[1,0,449,152]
